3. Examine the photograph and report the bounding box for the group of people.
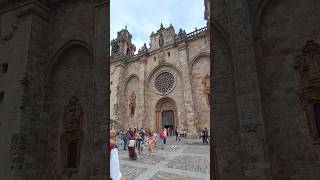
[118,126,184,160]
[119,128,156,160]
[109,126,187,180]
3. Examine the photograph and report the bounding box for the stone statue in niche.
[63,96,83,131]
[294,40,320,86]
[158,51,165,64]
[141,43,148,52]
[294,40,320,143]
[202,74,210,106]
[129,92,136,117]
[61,96,84,174]
[159,34,164,47]
[0,14,18,41]
[111,39,119,54]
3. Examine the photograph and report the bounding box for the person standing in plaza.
[201,128,205,143]
[129,128,134,138]
[110,130,126,180]
[204,127,209,144]
[141,129,146,154]
[159,130,165,150]
[179,127,183,137]
[140,135,145,154]
[146,135,154,156]
[168,127,171,136]
[163,128,167,144]
[202,127,209,144]
[175,127,180,141]
[135,132,142,154]
[127,136,137,160]
[121,130,128,150]
[153,131,158,148]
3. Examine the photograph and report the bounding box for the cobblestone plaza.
[117,136,210,180]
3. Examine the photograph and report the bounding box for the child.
[146,136,154,155]
[153,132,157,148]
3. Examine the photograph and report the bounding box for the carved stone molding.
[294,40,320,144]
[0,13,18,41]
[9,133,27,170]
[129,92,136,118]
[60,96,84,175]
[202,74,210,106]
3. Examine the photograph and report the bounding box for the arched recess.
[122,74,139,128]
[190,53,210,132]
[44,40,94,176]
[190,52,210,70]
[155,97,179,133]
[145,63,184,131]
[124,74,139,86]
[44,40,94,84]
[211,17,230,46]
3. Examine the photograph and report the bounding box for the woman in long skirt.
[127,137,137,160]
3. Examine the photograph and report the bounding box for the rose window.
[154,72,175,95]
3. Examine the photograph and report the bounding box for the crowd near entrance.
[155,97,178,133]
[162,110,174,130]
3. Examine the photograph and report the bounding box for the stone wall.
[257,0,320,179]
[211,0,320,179]
[0,0,109,179]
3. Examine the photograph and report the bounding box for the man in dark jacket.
[122,130,129,150]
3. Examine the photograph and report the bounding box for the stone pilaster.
[178,41,198,138]
[226,0,270,179]
[138,56,147,129]
[112,60,127,130]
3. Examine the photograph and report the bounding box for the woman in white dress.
[110,130,126,180]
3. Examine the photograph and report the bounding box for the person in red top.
[168,127,171,136]
[159,130,165,150]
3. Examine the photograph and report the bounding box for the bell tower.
[111,26,136,56]
[149,23,175,51]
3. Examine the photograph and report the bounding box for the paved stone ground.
[117,136,210,180]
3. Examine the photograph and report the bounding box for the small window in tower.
[0,91,4,102]
[111,81,113,85]
[1,63,8,73]
[154,57,156,61]
[168,52,170,57]
[313,103,320,139]
[126,48,130,55]
[131,105,135,116]
[67,142,78,168]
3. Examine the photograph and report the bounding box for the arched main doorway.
[155,97,178,132]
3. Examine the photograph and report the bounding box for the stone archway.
[155,97,178,132]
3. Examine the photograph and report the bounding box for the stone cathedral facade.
[110,24,210,136]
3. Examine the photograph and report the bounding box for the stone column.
[138,56,147,129]
[177,41,198,138]
[225,0,270,179]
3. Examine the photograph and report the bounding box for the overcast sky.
[110,0,207,52]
